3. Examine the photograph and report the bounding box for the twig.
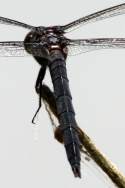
[78,128,125,188]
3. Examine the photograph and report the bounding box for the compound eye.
[28,32,34,39]
[24,32,35,54]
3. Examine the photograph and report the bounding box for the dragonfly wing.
[0,16,34,29]
[67,38,125,55]
[0,41,50,58]
[0,41,29,57]
[62,3,125,32]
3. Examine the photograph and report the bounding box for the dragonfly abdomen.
[49,50,81,178]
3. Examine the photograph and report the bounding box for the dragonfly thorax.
[24,26,68,59]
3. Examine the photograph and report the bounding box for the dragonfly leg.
[35,65,46,94]
[32,65,46,124]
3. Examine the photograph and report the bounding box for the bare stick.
[77,128,125,188]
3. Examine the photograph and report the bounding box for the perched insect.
[0,3,125,178]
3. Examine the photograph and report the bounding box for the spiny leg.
[32,65,46,124]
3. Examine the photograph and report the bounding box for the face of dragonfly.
[24,26,68,59]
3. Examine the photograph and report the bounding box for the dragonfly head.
[24,26,68,59]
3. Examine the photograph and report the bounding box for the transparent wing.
[0,41,29,57]
[62,3,125,32]
[0,16,34,29]
[0,41,50,58]
[67,38,125,55]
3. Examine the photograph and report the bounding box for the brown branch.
[77,127,125,188]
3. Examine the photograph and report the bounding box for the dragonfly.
[0,3,125,178]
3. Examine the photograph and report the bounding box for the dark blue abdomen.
[49,50,81,177]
